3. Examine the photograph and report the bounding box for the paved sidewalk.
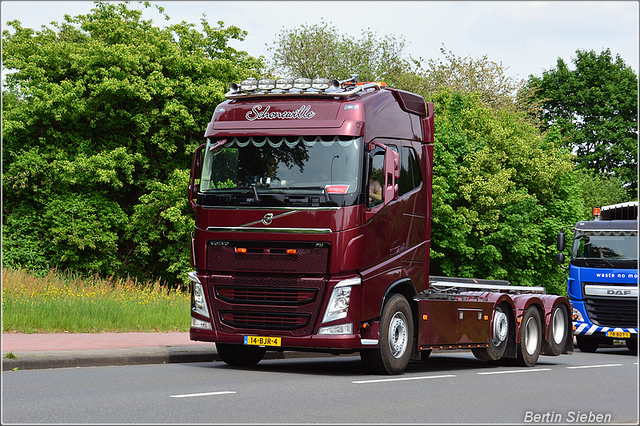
[1,332,329,371]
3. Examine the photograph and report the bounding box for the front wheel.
[516,306,542,367]
[361,294,414,375]
[216,343,266,367]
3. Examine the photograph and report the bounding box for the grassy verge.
[2,268,190,333]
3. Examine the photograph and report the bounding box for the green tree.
[410,44,529,113]
[430,90,584,293]
[2,1,263,288]
[526,48,638,198]
[266,20,414,86]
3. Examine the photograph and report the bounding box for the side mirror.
[188,143,206,211]
[555,252,568,270]
[557,232,566,252]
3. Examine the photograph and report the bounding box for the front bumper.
[190,323,379,351]
[573,321,638,338]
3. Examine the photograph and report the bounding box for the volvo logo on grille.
[262,213,274,226]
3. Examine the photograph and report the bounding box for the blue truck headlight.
[572,307,584,322]
[322,277,360,323]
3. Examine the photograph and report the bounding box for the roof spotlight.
[293,77,312,90]
[312,78,331,90]
[276,78,294,90]
[258,79,276,90]
[240,78,258,91]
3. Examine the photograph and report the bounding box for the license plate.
[244,335,281,347]
[607,331,631,338]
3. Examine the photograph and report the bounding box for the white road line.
[170,391,237,398]
[477,368,552,375]
[353,374,456,384]
[566,364,623,369]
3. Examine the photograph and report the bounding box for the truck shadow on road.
[198,351,571,377]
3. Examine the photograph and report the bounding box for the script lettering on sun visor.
[246,105,316,121]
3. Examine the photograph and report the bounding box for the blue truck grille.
[584,297,638,328]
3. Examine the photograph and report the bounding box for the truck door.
[360,141,413,321]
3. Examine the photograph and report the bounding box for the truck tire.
[216,343,266,367]
[544,304,569,356]
[472,304,509,361]
[360,294,413,375]
[516,306,542,367]
[576,335,599,353]
[626,337,638,354]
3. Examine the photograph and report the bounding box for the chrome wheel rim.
[524,316,539,355]
[552,308,566,345]
[389,312,408,359]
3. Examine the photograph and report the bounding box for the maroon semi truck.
[187,75,573,374]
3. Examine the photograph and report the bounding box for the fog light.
[191,317,212,330]
[572,307,584,322]
[318,323,353,335]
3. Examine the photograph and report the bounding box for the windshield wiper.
[287,186,333,203]
[251,184,261,203]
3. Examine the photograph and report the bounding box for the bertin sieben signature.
[246,105,315,121]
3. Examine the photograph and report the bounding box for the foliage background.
[2,2,637,294]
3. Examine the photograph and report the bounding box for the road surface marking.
[353,374,456,384]
[566,363,623,369]
[477,368,551,375]
[170,391,237,398]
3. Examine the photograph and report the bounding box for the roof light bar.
[225,75,385,98]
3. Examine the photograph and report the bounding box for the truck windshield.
[572,231,638,265]
[200,136,362,196]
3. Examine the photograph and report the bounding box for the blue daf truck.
[556,202,638,353]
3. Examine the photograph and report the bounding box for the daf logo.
[607,290,632,296]
[262,213,274,226]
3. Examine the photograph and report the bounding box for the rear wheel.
[472,304,509,361]
[517,306,542,367]
[545,304,569,356]
[361,294,414,375]
[216,343,266,367]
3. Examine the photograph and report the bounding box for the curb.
[2,346,349,371]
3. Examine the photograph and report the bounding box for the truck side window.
[368,151,384,208]
[399,146,422,196]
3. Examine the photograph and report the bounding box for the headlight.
[572,307,584,322]
[322,277,360,323]
[188,271,210,318]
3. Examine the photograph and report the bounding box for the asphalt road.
[2,347,637,424]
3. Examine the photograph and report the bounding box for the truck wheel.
[472,305,509,361]
[216,343,266,367]
[576,335,599,353]
[544,304,569,356]
[517,306,542,367]
[626,337,638,354]
[360,294,413,375]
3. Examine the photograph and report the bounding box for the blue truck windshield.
[572,230,638,267]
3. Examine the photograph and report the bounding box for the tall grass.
[2,268,190,333]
